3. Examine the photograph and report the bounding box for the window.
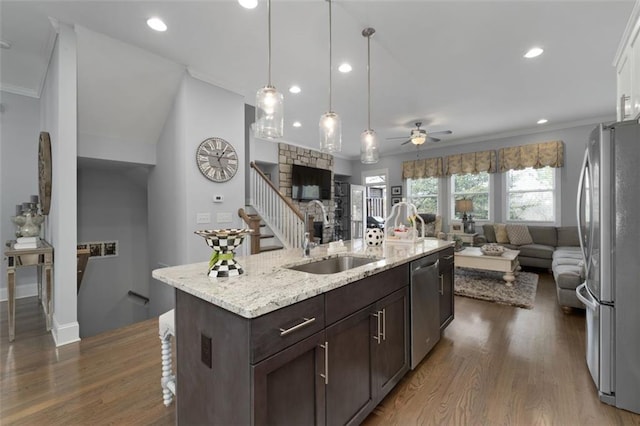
[450,172,490,220]
[407,177,439,213]
[506,166,555,222]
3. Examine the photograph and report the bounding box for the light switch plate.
[196,212,211,224]
[217,212,232,223]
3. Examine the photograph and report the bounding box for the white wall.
[40,23,80,346]
[350,122,600,228]
[77,165,150,337]
[148,73,245,317]
[0,92,40,300]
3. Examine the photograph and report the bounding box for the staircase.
[239,162,310,254]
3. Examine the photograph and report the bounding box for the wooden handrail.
[250,162,304,221]
[238,208,262,254]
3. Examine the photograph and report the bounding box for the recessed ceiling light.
[238,0,258,9]
[293,121,302,128]
[0,40,11,49]
[147,17,167,32]
[338,63,352,73]
[524,47,544,59]
[289,85,301,94]
[537,118,548,124]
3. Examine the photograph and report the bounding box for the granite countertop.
[152,238,453,319]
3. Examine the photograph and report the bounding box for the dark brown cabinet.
[175,262,418,425]
[438,247,455,331]
[372,288,409,398]
[253,331,327,425]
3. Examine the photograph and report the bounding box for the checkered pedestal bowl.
[195,229,252,278]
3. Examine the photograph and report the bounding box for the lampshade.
[411,134,426,145]
[360,27,379,164]
[319,0,341,153]
[360,129,379,164]
[455,199,473,213]
[255,85,283,139]
[255,0,284,139]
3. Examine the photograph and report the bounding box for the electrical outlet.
[201,333,212,368]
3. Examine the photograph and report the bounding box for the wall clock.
[38,131,52,215]
[196,137,238,183]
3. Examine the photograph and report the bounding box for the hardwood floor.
[1,271,639,425]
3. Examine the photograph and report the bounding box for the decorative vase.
[365,228,384,246]
[11,213,44,237]
[195,229,251,278]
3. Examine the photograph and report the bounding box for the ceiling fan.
[387,122,452,146]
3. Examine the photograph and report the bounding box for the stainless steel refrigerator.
[575,120,640,414]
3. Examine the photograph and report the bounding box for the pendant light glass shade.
[319,0,341,153]
[360,129,379,164]
[319,111,342,152]
[255,0,284,139]
[360,27,379,164]
[256,85,284,139]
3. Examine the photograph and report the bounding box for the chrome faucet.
[302,200,330,257]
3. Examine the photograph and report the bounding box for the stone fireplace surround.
[278,143,334,242]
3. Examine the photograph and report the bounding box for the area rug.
[454,268,539,309]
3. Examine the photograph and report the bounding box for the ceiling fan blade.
[427,136,441,142]
[386,136,409,140]
[427,130,452,137]
[400,139,412,145]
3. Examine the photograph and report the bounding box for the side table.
[4,239,54,342]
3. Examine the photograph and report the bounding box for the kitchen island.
[153,238,454,425]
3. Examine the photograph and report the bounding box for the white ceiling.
[0,1,635,160]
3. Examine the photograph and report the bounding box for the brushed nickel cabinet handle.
[372,312,381,343]
[381,308,386,342]
[319,341,329,385]
[439,274,444,295]
[279,317,316,337]
[443,255,454,260]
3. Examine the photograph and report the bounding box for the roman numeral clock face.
[196,137,238,183]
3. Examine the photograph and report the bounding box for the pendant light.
[319,0,341,153]
[360,27,379,164]
[255,0,284,139]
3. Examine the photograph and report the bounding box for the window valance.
[402,157,443,179]
[499,140,564,171]
[445,150,497,175]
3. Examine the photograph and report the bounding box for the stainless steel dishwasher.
[410,253,441,370]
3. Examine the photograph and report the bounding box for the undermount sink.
[286,255,381,275]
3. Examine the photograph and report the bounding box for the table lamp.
[455,199,475,234]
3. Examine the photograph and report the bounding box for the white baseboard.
[52,317,81,347]
[0,283,38,302]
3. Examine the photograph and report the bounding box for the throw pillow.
[506,224,534,245]
[494,224,510,243]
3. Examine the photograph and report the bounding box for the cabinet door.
[372,287,409,401]
[252,331,326,425]
[325,306,375,426]
[439,248,455,331]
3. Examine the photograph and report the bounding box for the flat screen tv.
[291,164,332,201]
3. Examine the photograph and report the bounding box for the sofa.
[475,224,584,310]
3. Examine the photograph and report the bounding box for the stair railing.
[249,162,305,249]
[238,208,262,254]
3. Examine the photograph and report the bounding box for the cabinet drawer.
[439,247,455,273]
[325,265,409,326]
[251,295,325,363]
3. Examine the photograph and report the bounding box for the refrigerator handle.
[576,149,589,270]
[576,283,598,310]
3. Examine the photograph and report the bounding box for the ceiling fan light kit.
[255,0,284,139]
[360,27,379,164]
[319,0,341,153]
